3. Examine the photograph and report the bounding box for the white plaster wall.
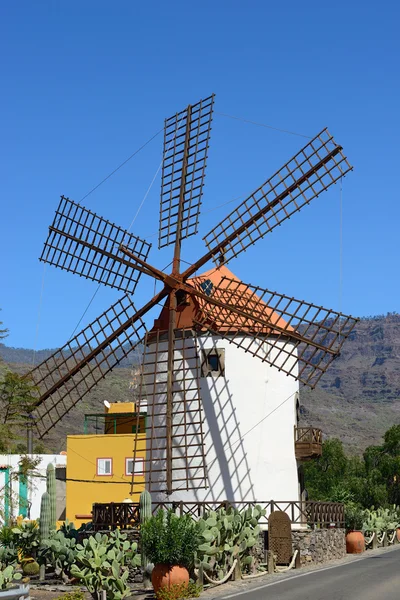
[144,334,300,506]
[0,454,66,522]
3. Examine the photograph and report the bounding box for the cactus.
[39,491,51,581]
[0,565,22,590]
[140,489,152,524]
[140,489,152,578]
[362,506,400,533]
[38,531,78,582]
[46,463,57,530]
[70,532,140,599]
[195,505,266,580]
[22,560,40,576]
[40,492,51,542]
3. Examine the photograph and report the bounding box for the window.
[125,457,144,476]
[200,279,214,297]
[201,348,225,377]
[97,458,112,476]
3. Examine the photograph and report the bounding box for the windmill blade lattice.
[159,95,214,249]
[202,129,352,267]
[28,91,357,498]
[192,276,358,388]
[135,329,207,492]
[30,294,147,438]
[40,196,151,293]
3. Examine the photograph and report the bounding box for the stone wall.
[292,528,346,565]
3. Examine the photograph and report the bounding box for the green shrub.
[141,510,200,570]
[0,544,19,568]
[11,521,40,558]
[345,503,364,532]
[0,526,14,546]
[54,592,85,600]
[58,520,79,541]
[155,582,202,600]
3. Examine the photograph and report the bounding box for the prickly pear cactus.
[196,504,266,580]
[46,463,57,530]
[362,506,400,534]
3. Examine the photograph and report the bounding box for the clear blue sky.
[1,0,399,350]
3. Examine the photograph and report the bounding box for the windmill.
[28,94,357,500]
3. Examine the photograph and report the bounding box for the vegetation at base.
[0,543,19,568]
[155,582,202,600]
[196,504,265,580]
[363,506,400,532]
[54,592,85,600]
[304,425,400,509]
[70,531,140,600]
[141,509,200,569]
[344,504,365,532]
[0,565,22,589]
[21,560,40,576]
[11,521,40,559]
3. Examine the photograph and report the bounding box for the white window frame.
[96,457,112,476]
[125,457,144,476]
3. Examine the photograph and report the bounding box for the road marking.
[219,546,400,599]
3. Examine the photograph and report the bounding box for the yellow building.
[66,402,146,525]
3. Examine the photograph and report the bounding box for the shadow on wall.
[198,372,255,501]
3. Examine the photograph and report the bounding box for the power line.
[142,194,245,240]
[66,129,163,341]
[229,390,298,455]
[32,264,46,366]
[79,128,163,203]
[28,472,139,485]
[215,111,312,139]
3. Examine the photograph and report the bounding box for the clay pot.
[346,530,365,554]
[396,528,400,543]
[151,564,189,595]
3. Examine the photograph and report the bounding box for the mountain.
[0,343,142,368]
[1,312,400,453]
[299,313,400,451]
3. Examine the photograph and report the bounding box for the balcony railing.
[295,427,323,460]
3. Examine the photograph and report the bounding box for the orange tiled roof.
[151,265,292,335]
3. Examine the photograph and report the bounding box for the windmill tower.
[28,94,357,504]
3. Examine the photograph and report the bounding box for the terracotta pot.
[151,564,189,595]
[396,527,400,543]
[346,530,365,554]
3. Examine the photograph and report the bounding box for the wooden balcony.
[295,427,322,461]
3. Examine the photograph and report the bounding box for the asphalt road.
[219,546,400,600]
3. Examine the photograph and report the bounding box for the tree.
[303,438,349,500]
[304,426,400,510]
[0,372,39,452]
[0,309,8,340]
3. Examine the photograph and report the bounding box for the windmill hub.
[164,274,183,289]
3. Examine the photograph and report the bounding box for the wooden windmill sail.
[28,94,358,495]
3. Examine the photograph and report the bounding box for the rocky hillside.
[300,313,400,451]
[1,313,400,453]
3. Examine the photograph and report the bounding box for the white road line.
[219,546,400,599]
